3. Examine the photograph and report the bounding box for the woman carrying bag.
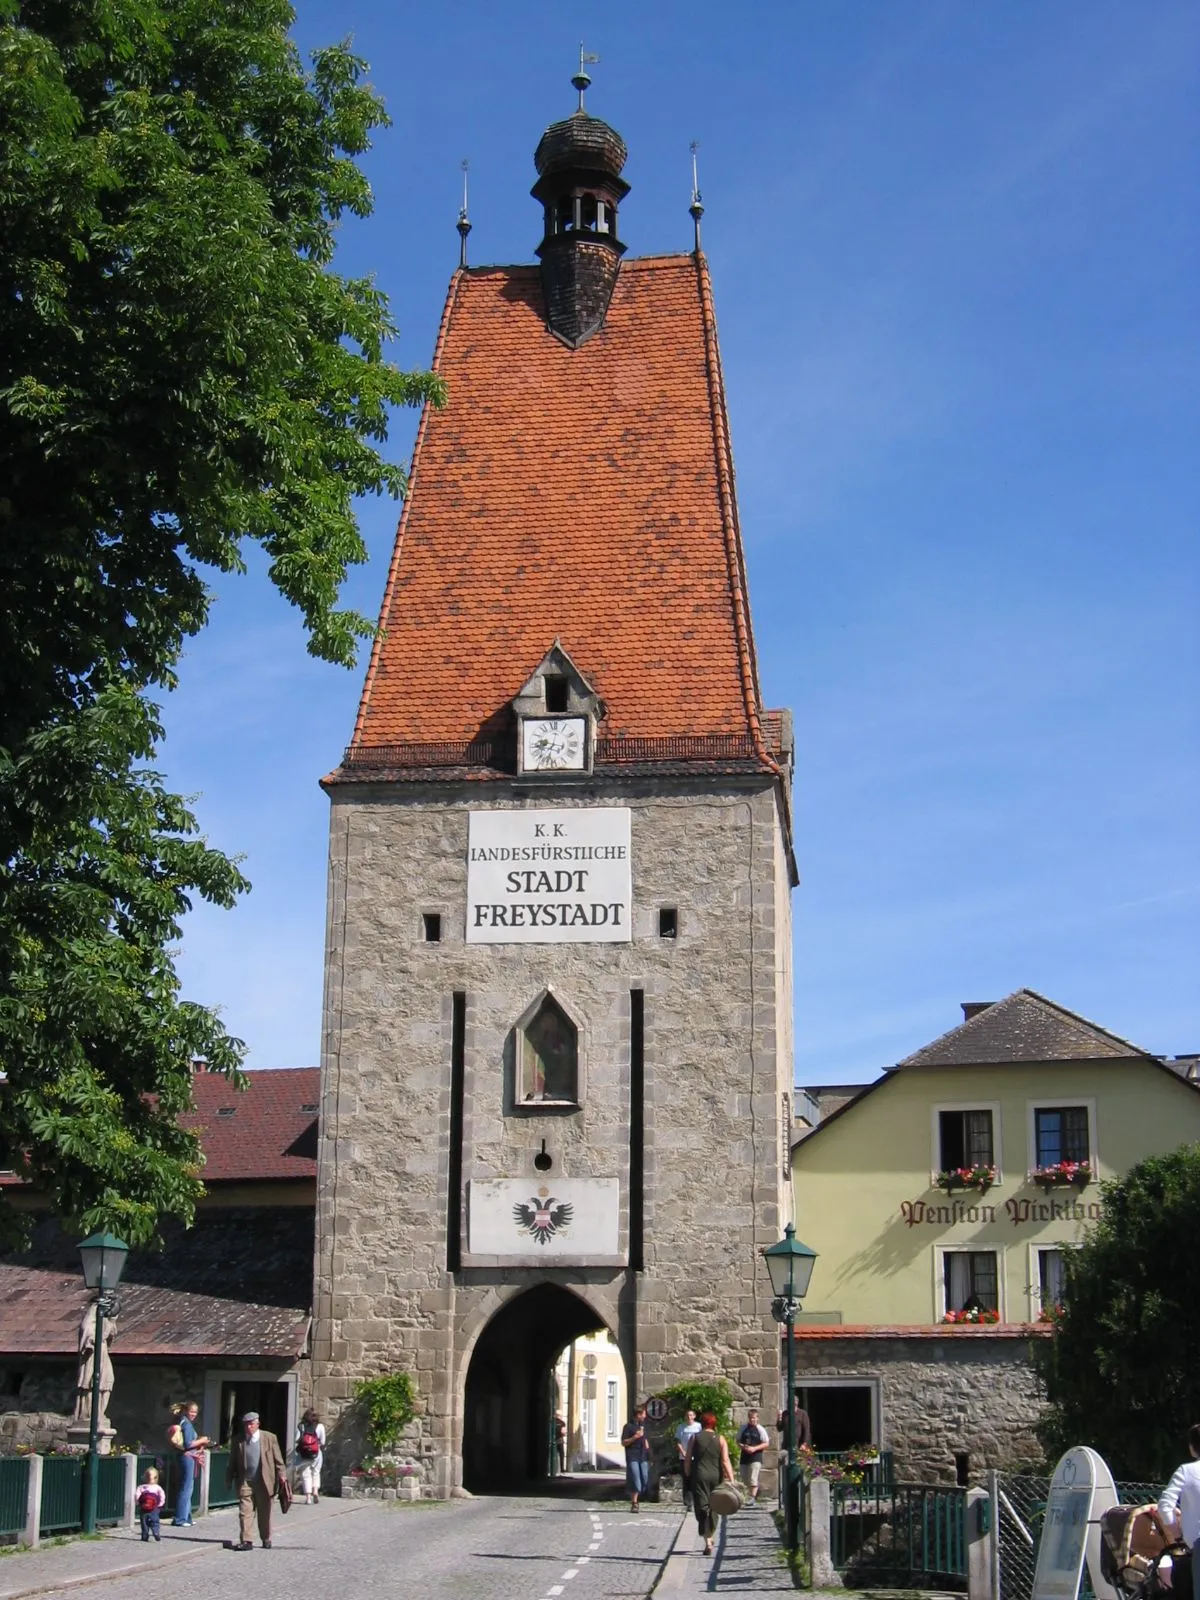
[685,1412,735,1556]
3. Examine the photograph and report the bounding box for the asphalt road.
[34,1495,686,1600]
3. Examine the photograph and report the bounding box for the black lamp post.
[762,1223,817,1552]
[77,1231,129,1534]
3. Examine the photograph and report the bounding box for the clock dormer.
[512,643,604,777]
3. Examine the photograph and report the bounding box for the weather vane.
[456,158,471,268]
[573,42,600,111]
[689,140,705,252]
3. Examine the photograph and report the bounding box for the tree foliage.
[353,1371,418,1456]
[0,0,441,1242]
[1035,1143,1200,1479]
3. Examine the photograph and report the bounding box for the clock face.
[522,717,587,772]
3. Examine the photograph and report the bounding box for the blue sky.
[161,0,1199,1083]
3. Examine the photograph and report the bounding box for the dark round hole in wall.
[534,1143,553,1172]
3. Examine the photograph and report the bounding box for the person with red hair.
[684,1412,735,1555]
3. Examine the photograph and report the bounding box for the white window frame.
[605,1378,619,1440]
[795,1377,881,1445]
[930,1101,1003,1181]
[1028,1243,1074,1321]
[201,1369,298,1453]
[934,1245,1006,1321]
[1026,1098,1097,1173]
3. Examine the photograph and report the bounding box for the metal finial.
[456,158,471,268]
[572,43,600,111]
[689,140,705,252]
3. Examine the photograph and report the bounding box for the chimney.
[961,1003,994,1022]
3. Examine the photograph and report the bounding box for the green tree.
[1035,1143,1200,1479]
[0,0,441,1242]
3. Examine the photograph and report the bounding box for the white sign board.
[467,1178,620,1256]
[466,809,631,943]
[1033,1447,1118,1600]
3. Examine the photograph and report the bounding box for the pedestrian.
[226,1410,286,1550]
[675,1408,701,1505]
[685,1411,735,1556]
[1157,1422,1200,1600]
[168,1400,210,1526]
[295,1407,326,1504]
[737,1408,770,1504]
[621,1402,651,1513]
[554,1413,567,1473]
[776,1396,812,1450]
[136,1467,166,1542]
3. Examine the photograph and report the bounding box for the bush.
[352,1372,418,1455]
[661,1379,741,1465]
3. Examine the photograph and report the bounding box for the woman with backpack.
[295,1408,326,1504]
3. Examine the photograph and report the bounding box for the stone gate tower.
[311,81,798,1494]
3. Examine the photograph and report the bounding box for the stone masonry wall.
[796,1333,1047,1484]
[312,776,793,1493]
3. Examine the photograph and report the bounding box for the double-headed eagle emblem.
[513,1188,573,1245]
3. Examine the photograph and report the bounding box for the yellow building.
[554,1331,627,1472]
[789,990,1200,1478]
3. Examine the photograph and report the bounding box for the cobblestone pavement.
[1,1496,691,1600]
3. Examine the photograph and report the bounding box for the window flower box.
[1030,1160,1093,1191]
[941,1306,1001,1325]
[934,1164,997,1194]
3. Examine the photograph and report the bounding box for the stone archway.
[462,1283,614,1492]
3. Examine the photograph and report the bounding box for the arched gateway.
[310,75,798,1498]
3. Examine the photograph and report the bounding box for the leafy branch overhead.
[0,0,441,1243]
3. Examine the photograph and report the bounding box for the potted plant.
[941,1306,1001,1325]
[1030,1159,1093,1191]
[934,1163,998,1194]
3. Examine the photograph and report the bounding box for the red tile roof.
[347,254,777,767]
[182,1067,318,1183]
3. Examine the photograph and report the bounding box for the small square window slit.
[658,908,678,939]
[422,913,442,943]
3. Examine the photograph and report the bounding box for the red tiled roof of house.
[346,254,775,766]
[182,1067,319,1183]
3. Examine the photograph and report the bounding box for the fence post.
[808,1475,843,1588]
[197,1450,210,1519]
[967,1486,994,1600]
[23,1455,42,1549]
[989,1470,1002,1600]
[122,1452,137,1530]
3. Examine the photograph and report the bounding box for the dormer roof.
[893,989,1156,1070]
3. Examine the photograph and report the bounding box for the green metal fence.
[95,1456,125,1525]
[207,1448,237,1509]
[0,1457,29,1538]
[831,1479,968,1589]
[39,1456,84,1535]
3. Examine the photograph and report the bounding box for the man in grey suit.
[225,1412,286,1549]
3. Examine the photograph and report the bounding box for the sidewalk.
[0,1507,240,1600]
[655,1502,798,1594]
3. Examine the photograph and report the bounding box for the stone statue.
[72,1301,116,1428]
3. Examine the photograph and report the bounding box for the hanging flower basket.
[1030,1160,1093,1191]
[934,1164,997,1194]
[942,1306,1001,1325]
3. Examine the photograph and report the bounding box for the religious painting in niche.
[520,994,578,1103]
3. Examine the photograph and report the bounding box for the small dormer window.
[544,675,569,714]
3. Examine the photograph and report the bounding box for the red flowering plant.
[350,1457,419,1484]
[1031,1160,1093,1190]
[935,1164,998,1194]
[942,1306,1001,1325]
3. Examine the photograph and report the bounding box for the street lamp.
[77,1231,129,1533]
[762,1224,817,1552]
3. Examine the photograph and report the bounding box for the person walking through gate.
[226,1411,286,1550]
[621,1403,651,1512]
[676,1408,701,1506]
[685,1411,735,1556]
[737,1408,770,1504]
[295,1408,326,1504]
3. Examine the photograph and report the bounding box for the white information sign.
[1032,1447,1118,1600]
[466,809,631,943]
[467,1178,620,1257]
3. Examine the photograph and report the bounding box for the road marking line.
[547,1588,564,1597]
[562,1571,578,1580]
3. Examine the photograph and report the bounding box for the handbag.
[277,1476,293,1514]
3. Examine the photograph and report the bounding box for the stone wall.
[795,1331,1047,1484]
[312,775,794,1494]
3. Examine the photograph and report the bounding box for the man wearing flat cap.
[225,1411,286,1549]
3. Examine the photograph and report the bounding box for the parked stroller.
[1100,1505,1192,1600]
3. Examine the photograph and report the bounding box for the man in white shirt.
[1157,1423,1200,1600]
[675,1409,701,1506]
[737,1409,771,1503]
